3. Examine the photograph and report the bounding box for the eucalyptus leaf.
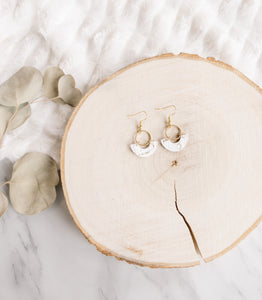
[7,103,31,132]
[52,98,66,105]
[43,66,64,98]
[0,67,43,106]
[10,152,59,215]
[0,190,8,218]
[58,74,82,107]
[0,103,31,137]
[0,105,12,137]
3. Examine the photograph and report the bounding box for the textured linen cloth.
[0,0,262,168]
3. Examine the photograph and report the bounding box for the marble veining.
[0,185,262,300]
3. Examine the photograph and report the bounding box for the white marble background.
[1,0,262,299]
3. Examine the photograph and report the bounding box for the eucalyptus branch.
[0,181,10,188]
[31,96,60,104]
[29,95,43,103]
[0,66,82,218]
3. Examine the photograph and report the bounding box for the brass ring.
[135,130,151,148]
[165,124,182,143]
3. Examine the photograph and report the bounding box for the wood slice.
[61,53,262,268]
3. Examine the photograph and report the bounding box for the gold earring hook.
[155,105,176,125]
[127,110,148,130]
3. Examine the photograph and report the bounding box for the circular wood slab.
[61,53,262,268]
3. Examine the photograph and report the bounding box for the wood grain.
[61,53,262,267]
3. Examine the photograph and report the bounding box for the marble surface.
[0,182,262,300]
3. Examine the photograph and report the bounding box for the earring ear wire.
[127,110,148,131]
[155,105,176,126]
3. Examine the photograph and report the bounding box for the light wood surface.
[61,53,262,267]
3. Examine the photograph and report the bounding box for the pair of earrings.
[128,105,188,158]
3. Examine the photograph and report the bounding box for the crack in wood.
[174,180,203,259]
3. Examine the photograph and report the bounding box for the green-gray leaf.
[9,152,59,215]
[0,103,31,137]
[43,66,64,98]
[0,67,43,106]
[0,105,12,137]
[0,190,8,218]
[8,103,31,132]
[58,74,82,107]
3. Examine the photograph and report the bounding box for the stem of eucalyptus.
[0,181,10,188]
[31,96,60,104]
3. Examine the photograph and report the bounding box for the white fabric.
[0,0,262,166]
